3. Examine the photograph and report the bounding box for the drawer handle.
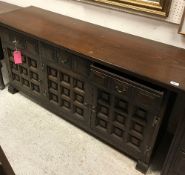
[92,70,106,79]
[60,58,68,64]
[115,85,127,93]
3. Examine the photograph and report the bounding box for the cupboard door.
[90,65,165,163]
[3,29,43,97]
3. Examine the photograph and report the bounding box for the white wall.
[2,0,185,49]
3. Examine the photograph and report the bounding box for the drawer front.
[40,43,57,62]
[90,68,109,88]
[56,48,72,70]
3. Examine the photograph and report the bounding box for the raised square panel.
[112,126,124,138]
[74,106,84,117]
[49,92,59,104]
[131,121,144,135]
[73,79,84,90]
[25,38,39,55]
[31,83,40,93]
[98,104,109,116]
[61,99,71,110]
[61,72,70,84]
[30,71,39,81]
[128,135,142,148]
[74,93,84,104]
[20,66,28,76]
[61,86,70,97]
[134,107,147,122]
[49,80,58,91]
[48,67,58,78]
[114,112,126,125]
[115,98,128,114]
[98,90,110,104]
[96,117,108,130]
[21,78,30,87]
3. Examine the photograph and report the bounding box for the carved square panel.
[73,79,84,90]
[96,117,108,130]
[134,107,147,122]
[115,98,128,113]
[114,112,126,126]
[112,126,124,138]
[31,83,40,93]
[74,106,84,117]
[49,80,58,91]
[21,78,30,87]
[30,71,39,81]
[131,121,144,135]
[98,104,109,116]
[48,67,58,78]
[98,90,110,104]
[128,135,142,148]
[49,92,59,104]
[61,99,71,110]
[61,72,70,84]
[61,86,70,97]
[12,73,20,82]
[74,93,84,104]
[20,66,28,76]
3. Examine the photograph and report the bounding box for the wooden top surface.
[0,6,185,92]
[0,1,20,14]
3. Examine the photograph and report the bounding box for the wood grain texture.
[0,6,185,92]
[0,1,20,14]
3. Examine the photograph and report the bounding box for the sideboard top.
[0,1,20,14]
[0,6,185,92]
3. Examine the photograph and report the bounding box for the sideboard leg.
[0,62,5,90]
[8,85,18,94]
[136,160,149,174]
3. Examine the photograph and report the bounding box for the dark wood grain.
[0,6,185,92]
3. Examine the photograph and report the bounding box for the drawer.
[73,56,90,77]
[112,78,132,97]
[56,48,72,69]
[134,87,164,110]
[90,66,109,88]
[41,43,57,62]
[7,30,25,49]
[25,37,39,56]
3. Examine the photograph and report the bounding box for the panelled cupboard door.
[2,28,43,97]
[90,65,165,165]
[40,42,92,130]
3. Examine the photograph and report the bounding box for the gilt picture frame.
[179,7,185,35]
[76,0,172,17]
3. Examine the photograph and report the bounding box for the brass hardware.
[115,85,127,93]
[60,58,68,64]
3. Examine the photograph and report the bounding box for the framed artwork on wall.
[74,0,172,17]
